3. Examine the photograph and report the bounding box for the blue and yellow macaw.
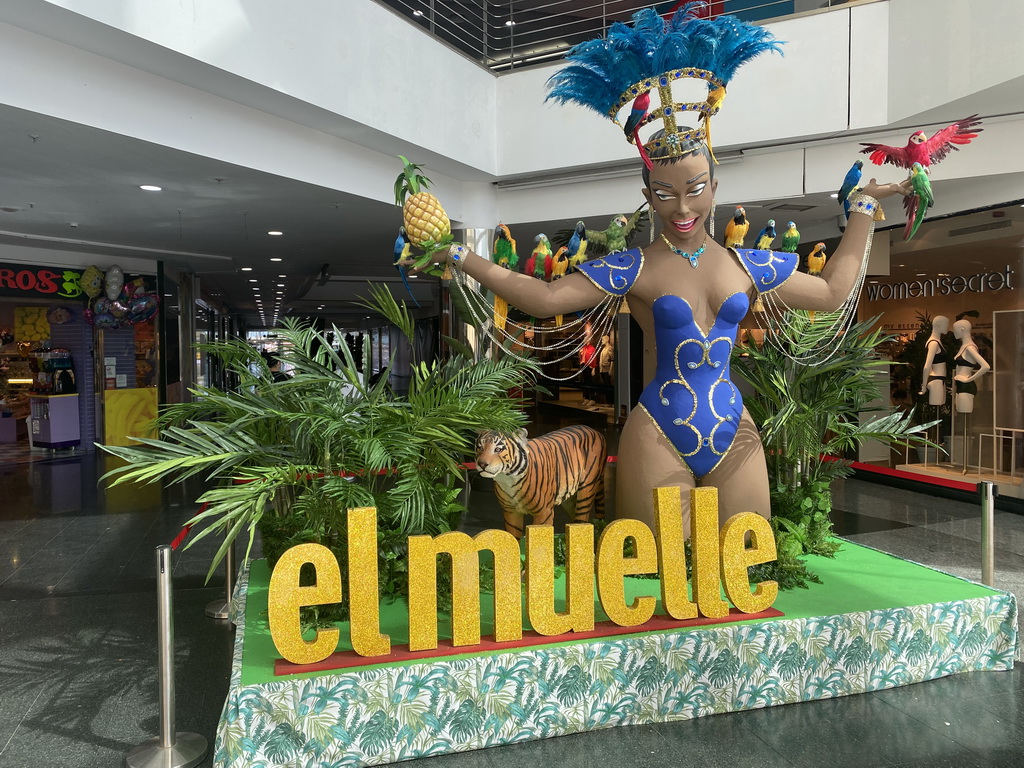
[755,219,777,250]
[392,226,420,308]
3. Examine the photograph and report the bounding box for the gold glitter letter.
[596,519,658,627]
[690,487,730,618]
[653,486,697,620]
[720,512,779,613]
[346,507,390,657]
[526,524,595,636]
[268,543,341,665]
[407,529,522,651]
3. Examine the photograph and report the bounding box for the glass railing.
[375,0,855,71]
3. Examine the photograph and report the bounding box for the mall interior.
[1,1,1023,767]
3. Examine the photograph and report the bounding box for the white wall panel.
[36,0,498,172]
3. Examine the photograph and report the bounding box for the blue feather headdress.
[546,4,783,164]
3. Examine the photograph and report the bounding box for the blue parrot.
[838,160,863,218]
[392,226,420,308]
[755,219,777,250]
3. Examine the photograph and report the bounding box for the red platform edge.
[274,606,785,676]
[849,460,979,493]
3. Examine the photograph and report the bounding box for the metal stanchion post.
[979,482,997,587]
[127,546,208,768]
[205,533,235,620]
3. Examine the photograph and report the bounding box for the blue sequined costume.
[577,247,798,477]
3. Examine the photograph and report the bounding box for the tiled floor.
[1,406,1022,767]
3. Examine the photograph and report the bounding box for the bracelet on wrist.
[449,243,468,265]
[847,190,885,222]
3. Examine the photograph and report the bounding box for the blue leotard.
[577,247,798,477]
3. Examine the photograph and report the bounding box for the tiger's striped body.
[475,425,606,539]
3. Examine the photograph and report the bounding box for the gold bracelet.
[847,191,885,221]
[448,243,468,265]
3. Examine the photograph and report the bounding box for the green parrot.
[903,163,934,241]
[552,204,649,257]
[780,221,800,253]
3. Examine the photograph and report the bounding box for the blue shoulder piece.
[575,248,644,297]
[735,249,799,293]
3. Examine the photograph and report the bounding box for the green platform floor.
[239,539,1008,685]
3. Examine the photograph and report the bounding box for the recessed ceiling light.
[897,264,905,267]
[278,274,286,278]
[249,278,257,282]
[267,230,283,236]
[916,273,927,276]
[829,193,838,199]
[270,257,282,262]
[241,267,253,272]
[277,283,285,287]
[868,280,878,284]
[139,184,162,192]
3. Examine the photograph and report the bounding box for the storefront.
[859,202,1024,498]
[0,258,162,460]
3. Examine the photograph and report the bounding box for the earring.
[709,199,716,239]
[648,207,655,245]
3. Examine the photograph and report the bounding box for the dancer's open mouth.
[672,217,698,233]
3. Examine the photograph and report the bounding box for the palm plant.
[101,285,537,609]
[734,312,936,581]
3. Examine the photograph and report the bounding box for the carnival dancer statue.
[405,6,908,533]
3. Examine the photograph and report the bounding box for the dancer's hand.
[861,178,911,200]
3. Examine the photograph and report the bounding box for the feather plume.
[546,5,782,118]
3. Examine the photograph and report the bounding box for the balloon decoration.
[80,265,105,299]
[47,307,72,325]
[80,265,160,329]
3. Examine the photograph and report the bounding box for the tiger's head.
[475,429,529,479]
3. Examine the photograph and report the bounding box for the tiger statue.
[475,425,606,539]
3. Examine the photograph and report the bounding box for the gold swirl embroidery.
[577,250,644,295]
[656,377,701,457]
[730,247,797,295]
[707,377,740,457]
[637,404,695,478]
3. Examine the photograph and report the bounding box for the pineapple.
[394,156,451,249]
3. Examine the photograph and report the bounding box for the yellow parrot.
[550,245,570,325]
[807,242,827,276]
[723,206,749,248]
[806,242,828,321]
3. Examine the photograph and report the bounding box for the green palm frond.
[99,291,539,588]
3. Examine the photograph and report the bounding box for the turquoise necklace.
[661,233,707,268]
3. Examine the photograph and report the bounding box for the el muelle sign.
[268,486,780,665]
[0,262,86,300]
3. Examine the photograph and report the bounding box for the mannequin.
[952,318,990,474]
[919,315,950,406]
[917,315,950,466]
[599,334,614,385]
[952,318,991,414]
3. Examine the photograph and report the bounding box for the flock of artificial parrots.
[391,117,983,305]
[841,114,982,241]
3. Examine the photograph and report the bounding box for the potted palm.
[734,312,936,586]
[101,285,537,614]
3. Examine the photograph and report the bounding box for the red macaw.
[859,115,982,172]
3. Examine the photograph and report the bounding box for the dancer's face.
[643,152,717,245]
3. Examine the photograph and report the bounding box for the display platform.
[213,541,1017,768]
[896,462,1024,500]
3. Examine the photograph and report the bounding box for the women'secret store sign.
[0,262,86,300]
[865,266,1014,301]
